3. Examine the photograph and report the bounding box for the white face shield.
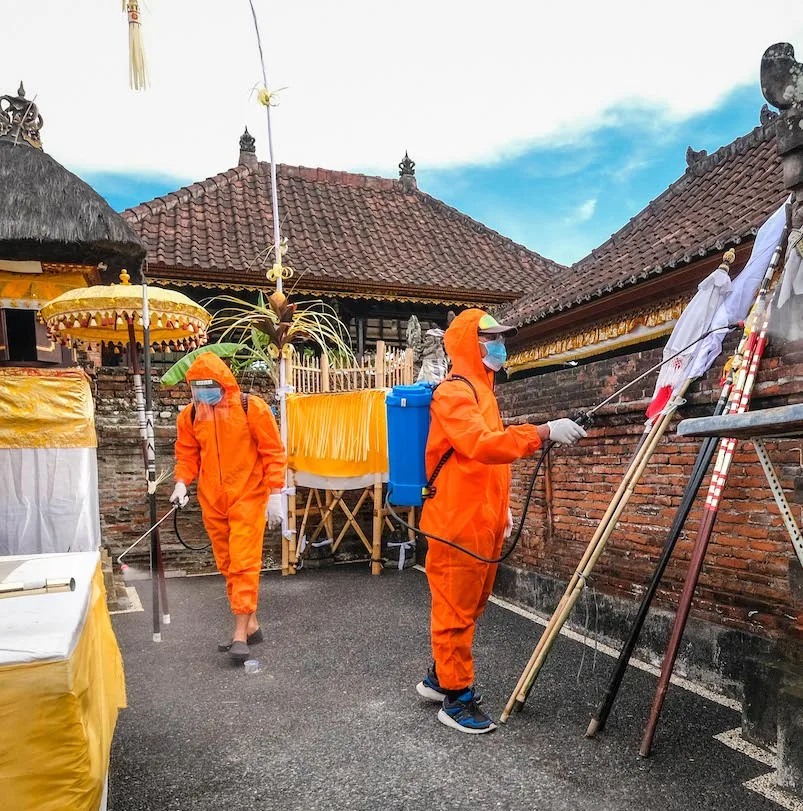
[190,379,224,409]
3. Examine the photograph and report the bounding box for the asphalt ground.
[109,566,781,811]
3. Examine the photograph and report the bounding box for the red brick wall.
[497,330,803,643]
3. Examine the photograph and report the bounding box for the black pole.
[141,282,169,640]
[585,387,729,737]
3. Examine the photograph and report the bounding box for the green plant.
[159,342,247,386]
[211,291,354,383]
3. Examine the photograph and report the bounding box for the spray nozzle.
[573,411,594,430]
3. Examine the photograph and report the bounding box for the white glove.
[505,508,514,539]
[547,418,587,446]
[266,493,284,530]
[169,482,189,508]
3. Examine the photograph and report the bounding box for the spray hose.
[116,506,178,570]
[385,321,742,564]
[385,440,555,564]
[172,508,212,552]
[116,503,211,571]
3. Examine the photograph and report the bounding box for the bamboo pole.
[501,388,687,723]
[376,341,385,389]
[372,473,383,574]
[518,387,685,700]
[501,416,663,722]
[321,352,330,392]
[297,488,314,553]
[324,489,336,543]
[332,488,371,552]
[288,470,298,574]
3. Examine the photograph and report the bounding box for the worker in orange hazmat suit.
[170,352,286,663]
[417,309,586,733]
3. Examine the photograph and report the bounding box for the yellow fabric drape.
[0,564,127,811]
[287,390,388,478]
[0,270,89,306]
[0,368,97,449]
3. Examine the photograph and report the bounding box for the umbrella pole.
[141,284,170,637]
[126,318,162,640]
[127,320,148,468]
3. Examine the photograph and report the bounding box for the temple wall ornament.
[507,297,688,374]
[0,82,43,149]
[762,43,803,212]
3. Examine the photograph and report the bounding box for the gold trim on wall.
[507,296,688,373]
[149,277,496,307]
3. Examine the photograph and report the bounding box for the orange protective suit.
[174,353,286,615]
[420,309,542,690]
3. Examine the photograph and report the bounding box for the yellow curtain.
[0,270,89,305]
[287,390,388,478]
[0,564,127,811]
[0,368,97,449]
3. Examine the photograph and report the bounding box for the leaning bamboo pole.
[639,220,790,756]
[501,388,688,722]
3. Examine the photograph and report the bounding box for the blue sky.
[79,83,769,269]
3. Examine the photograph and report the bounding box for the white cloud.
[567,197,597,224]
[3,1,803,182]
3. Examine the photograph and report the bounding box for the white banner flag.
[686,198,790,381]
[646,265,731,418]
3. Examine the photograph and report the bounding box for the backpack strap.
[422,375,479,500]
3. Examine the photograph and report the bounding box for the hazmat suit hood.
[444,308,497,388]
[185,352,241,404]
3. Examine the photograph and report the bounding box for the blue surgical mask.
[482,339,507,372]
[194,387,223,406]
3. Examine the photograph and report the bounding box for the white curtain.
[0,448,101,556]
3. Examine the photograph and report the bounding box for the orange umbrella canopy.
[40,271,211,351]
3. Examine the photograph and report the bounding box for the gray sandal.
[228,640,250,663]
[218,628,264,652]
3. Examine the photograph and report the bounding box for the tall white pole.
[248,0,292,558]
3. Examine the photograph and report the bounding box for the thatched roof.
[0,84,145,282]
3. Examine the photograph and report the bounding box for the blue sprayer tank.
[386,382,436,507]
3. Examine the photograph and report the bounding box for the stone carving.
[760,103,779,125]
[406,314,447,383]
[399,151,416,178]
[761,43,803,110]
[399,151,417,192]
[417,328,448,383]
[239,126,256,154]
[0,82,43,148]
[686,145,708,167]
[406,314,422,360]
[761,43,803,200]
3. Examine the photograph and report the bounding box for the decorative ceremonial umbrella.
[39,269,209,352]
[41,271,211,641]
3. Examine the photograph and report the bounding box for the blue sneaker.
[416,667,483,704]
[438,690,497,734]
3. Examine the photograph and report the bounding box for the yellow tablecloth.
[0,562,126,810]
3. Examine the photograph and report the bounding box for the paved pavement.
[109,566,782,811]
